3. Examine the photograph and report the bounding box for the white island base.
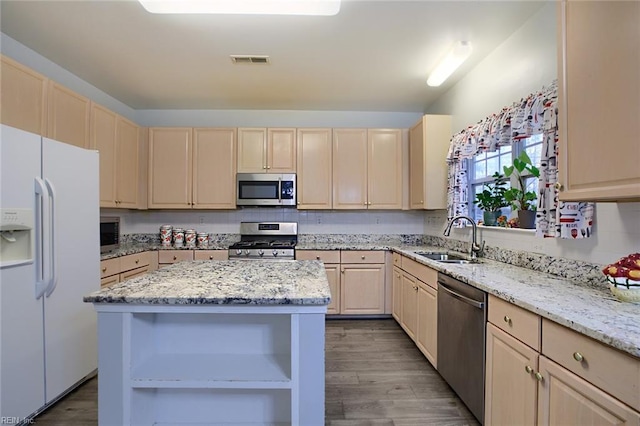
[95,303,326,426]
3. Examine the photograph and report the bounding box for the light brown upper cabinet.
[409,115,452,209]
[148,127,193,208]
[91,104,141,209]
[47,81,91,149]
[297,128,333,209]
[557,0,640,201]
[333,128,402,210]
[237,127,296,173]
[1,55,48,135]
[192,128,237,209]
[148,127,237,209]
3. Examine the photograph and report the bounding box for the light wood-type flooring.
[34,319,478,425]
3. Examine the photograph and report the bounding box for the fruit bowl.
[606,276,640,303]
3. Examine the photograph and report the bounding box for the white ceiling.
[0,0,546,112]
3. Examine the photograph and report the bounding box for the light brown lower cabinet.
[193,250,229,261]
[485,296,640,425]
[416,281,437,368]
[392,265,402,322]
[340,250,385,315]
[400,271,418,340]
[158,249,194,267]
[100,252,151,288]
[294,250,342,314]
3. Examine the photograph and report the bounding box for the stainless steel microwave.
[100,216,120,253]
[236,173,296,207]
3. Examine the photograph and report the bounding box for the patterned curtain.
[446,81,595,238]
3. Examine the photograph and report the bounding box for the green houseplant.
[474,172,508,226]
[503,151,540,229]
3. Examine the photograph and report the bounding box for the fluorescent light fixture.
[427,41,472,87]
[138,0,341,15]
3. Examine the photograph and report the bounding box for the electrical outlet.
[199,216,205,224]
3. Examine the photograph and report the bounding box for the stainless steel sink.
[412,252,474,264]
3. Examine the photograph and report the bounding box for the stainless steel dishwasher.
[437,273,487,424]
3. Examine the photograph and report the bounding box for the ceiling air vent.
[230,55,270,64]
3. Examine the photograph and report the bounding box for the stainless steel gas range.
[228,222,297,260]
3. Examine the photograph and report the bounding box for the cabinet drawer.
[194,250,228,261]
[542,319,640,411]
[340,250,384,264]
[100,257,121,278]
[120,265,149,282]
[401,256,437,289]
[392,252,401,267]
[100,274,120,288]
[488,295,541,351]
[296,250,341,263]
[120,252,150,272]
[158,250,194,264]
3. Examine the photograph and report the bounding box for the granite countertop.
[85,260,331,306]
[393,247,640,359]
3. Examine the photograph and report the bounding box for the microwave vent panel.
[230,55,270,64]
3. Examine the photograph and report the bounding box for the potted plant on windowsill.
[503,151,540,229]
[473,172,508,226]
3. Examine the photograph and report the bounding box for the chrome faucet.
[443,215,485,259]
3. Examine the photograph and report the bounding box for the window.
[468,134,543,223]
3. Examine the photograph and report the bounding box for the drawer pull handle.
[173,256,177,260]
[534,372,543,382]
[525,365,533,374]
[503,315,512,325]
[573,352,584,362]
[135,259,139,264]
[102,267,107,272]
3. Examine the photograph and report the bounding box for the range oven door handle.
[439,282,485,309]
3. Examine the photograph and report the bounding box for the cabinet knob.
[267,166,271,169]
[316,256,321,260]
[573,352,584,362]
[414,286,419,292]
[135,259,139,264]
[503,315,512,325]
[173,256,177,260]
[361,255,365,260]
[209,256,213,260]
[525,365,533,374]
[263,166,267,169]
[102,267,107,272]
[420,200,423,204]
[341,269,345,274]
[534,372,543,382]
[297,202,300,205]
[554,182,563,191]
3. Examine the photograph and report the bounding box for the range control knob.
[244,249,250,256]
[236,249,242,256]
[272,250,279,257]
[258,249,264,257]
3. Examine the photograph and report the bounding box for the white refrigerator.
[0,124,99,425]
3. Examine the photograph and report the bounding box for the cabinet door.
[297,128,332,209]
[237,128,267,172]
[116,116,140,208]
[400,272,418,340]
[1,55,48,135]
[392,266,402,322]
[100,274,120,288]
[47,81,90,148]
[90,104,117,208]
[193,128,237,209]
[332,129,368,209]
[148,128,192,209]
[485,323,538,426]
[409,115,451,210]
[267,128,296,173]
[340,263,385,314]
[557,1,640,201]
[368,129,402,209]
[537,356,640,426]
[416,281,437,368]
[324,263,340,315]
[120,265,149,282]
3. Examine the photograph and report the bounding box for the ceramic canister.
[197,232,209,248]
[160,225,173,247]
[172,228,185,248]
[185,229,197,248]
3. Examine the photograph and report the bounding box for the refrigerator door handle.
[34,177,50,299]
[44,178,58,297]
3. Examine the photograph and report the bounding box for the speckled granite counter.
[393,247,640,359]
[85,260,331,306]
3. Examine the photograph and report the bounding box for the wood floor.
[34,319,479,426]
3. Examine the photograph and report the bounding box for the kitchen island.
[84,260,331,426]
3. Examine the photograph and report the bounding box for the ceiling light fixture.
[137,0,341,15]
[426,41,472,87]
